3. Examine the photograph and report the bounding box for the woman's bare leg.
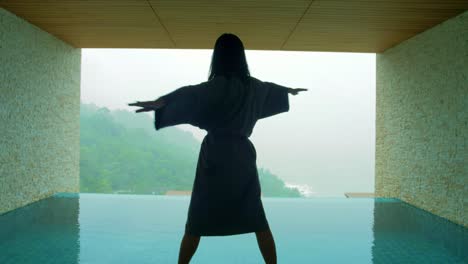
[178,233,200,264]
[255,229,277,264]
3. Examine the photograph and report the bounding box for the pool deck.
[165,190,192,196]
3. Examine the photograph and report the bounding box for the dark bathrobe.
[154,76,289,236]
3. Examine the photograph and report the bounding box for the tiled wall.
[0,8,81,214]
[376,11,467,227]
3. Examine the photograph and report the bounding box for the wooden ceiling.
[1,0,467,52]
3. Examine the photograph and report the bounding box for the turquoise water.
[0,193,466,263]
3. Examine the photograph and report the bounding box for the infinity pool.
[0,193,466,263]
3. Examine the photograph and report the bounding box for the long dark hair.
[208,33,250,82]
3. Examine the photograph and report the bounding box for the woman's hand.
[288,88,308,96]
[128,98,166,113]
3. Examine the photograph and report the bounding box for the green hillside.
[80,103,301,197]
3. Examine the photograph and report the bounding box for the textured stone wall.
[376,11,467,227]
[0,8,81,214]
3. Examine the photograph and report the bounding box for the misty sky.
[81,49,375,197]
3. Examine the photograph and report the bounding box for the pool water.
[0,193,466,263]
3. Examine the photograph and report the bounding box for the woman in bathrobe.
[129,33,307,264]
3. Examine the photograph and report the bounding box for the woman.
[129,33,307,264]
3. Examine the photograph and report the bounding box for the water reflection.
[0,194,466,263]
[0,193,79,264]
[372,199,467,263]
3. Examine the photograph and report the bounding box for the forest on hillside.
[80,103,301,197]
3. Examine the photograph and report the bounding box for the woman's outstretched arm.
[287,88,308,96]
[256,79,308,120]
[129,82,210,130]
[128,98,166,113]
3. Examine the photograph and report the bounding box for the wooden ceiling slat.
[1,0,467,52]
[0,0,174,48]
[283,0,468,52]
[148,0,310,49]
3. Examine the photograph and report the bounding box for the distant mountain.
[80,103,301,197]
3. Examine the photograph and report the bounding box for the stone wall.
[0,8,81,214]
[376,11,467,227]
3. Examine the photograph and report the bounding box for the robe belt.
[207,132,247,139]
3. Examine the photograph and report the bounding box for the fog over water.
[81,49,375,197]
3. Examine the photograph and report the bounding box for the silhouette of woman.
[129,33,307,264]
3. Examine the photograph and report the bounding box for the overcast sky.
[81,49,376,197]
